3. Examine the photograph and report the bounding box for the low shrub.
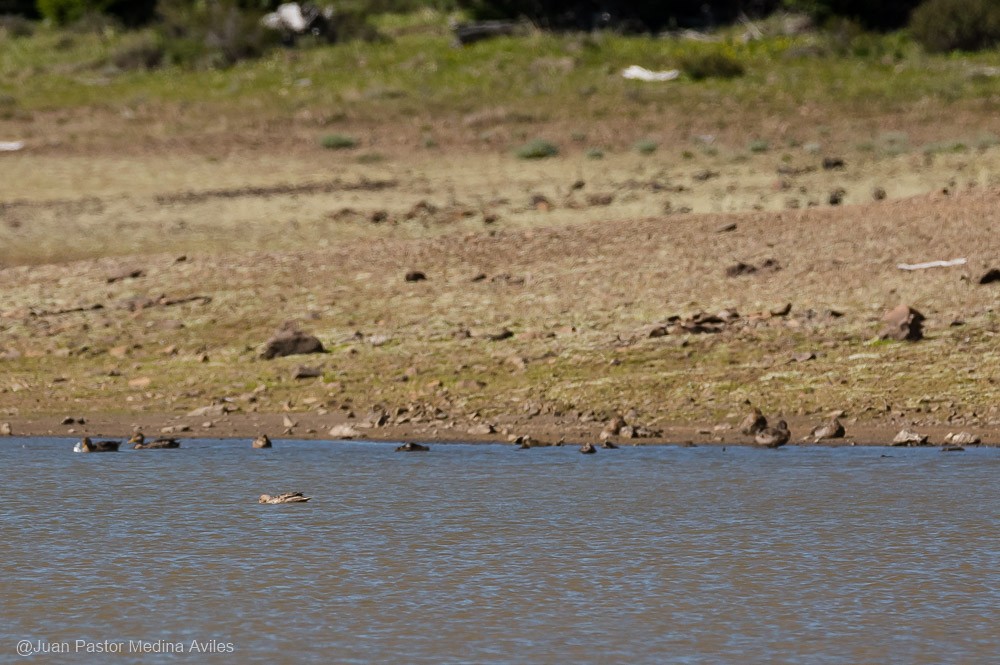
[157,0,281,69]
[634,139,657,155]
[321,134,359,149]
[679,49,745,80]
[910,0,1000,52]
[515,139,559,159]
[0,14,35,37]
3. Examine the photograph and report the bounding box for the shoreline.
[2,412,995,448]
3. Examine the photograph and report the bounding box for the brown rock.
[292,365,322,380]
[978,269,1000,285]
[405,271,427,282]
[892,429,928,446]
[810,417,845,441]
[945,431,981,445]
[107,268,144,283]
[880,305,925,341]
[739,408,768,435]
[0,422,11,436]
[260,329,325,360]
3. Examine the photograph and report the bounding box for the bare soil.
[2,108,1000,447]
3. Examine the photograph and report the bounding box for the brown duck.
[129,432,180,449]
[579,442,597,454]
[74,436,120,453]
[755,420,790,448]
[396,442,430,452]
[259,492,311,504]
[252,434,272,449]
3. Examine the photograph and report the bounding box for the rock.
[128,377,151,389]
[61,416,84,425]
[405,271,427,282]
[770,303,792,317]
[725,262,757,277]
[486,328,514,341]
[292,365,322,379]
[872,186,887,201]
[529,193,552,211]
[468,423,495,435]
[579,442,597,454]
[586,193,614,206]
[725,259,780,278]
[716,223,737,233]
[260,329,325,360]
[822,157,845,170]
[282,415,296,429]
[187,403,235,418]
[941,444,965,452]
[329,424,361,439]
[601,440,619,449]
[828,188,846,205]
[107,268,144,283]
[810,417,845,441]
[945,431,980,445]
[739,408,767,435]
[978,269,1000,285]
[252,434,272,448]
[0,422,11,436]
[892,429,928,446]
[600,415,627,440]
[880,305,925,341]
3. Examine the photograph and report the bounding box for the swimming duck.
[252,434,272,449]
[739,407,768,435]
[259,492,311,504]
[809,417,845,442]
[73,436,120,453]
[129,432,180,449]
[396,442,429,452]
[579,442,597,454]
[755,420,790,448]
[600,440,619,449]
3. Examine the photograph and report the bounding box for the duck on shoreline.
[128,432,181,449]
[755,421,791,448]
[73,436,120,453]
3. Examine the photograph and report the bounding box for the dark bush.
[35,0,157,26]
[783,0,923,30]
[157,0,281,69]
[0,0,38,17]
[910,0,1000,52]
[679,49,746,79]
[0,14,35,35]
[457,1,782,32]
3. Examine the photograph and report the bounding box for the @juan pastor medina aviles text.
[16,639,235,656]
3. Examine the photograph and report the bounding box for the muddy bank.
[2,412,996,449]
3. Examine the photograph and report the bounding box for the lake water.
[1,438,998,664]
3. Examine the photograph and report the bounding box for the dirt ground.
[2,107,1000,447]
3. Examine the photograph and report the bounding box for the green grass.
[515,138,559,159]
[3,13,1000,126]
[321,133,359,149]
